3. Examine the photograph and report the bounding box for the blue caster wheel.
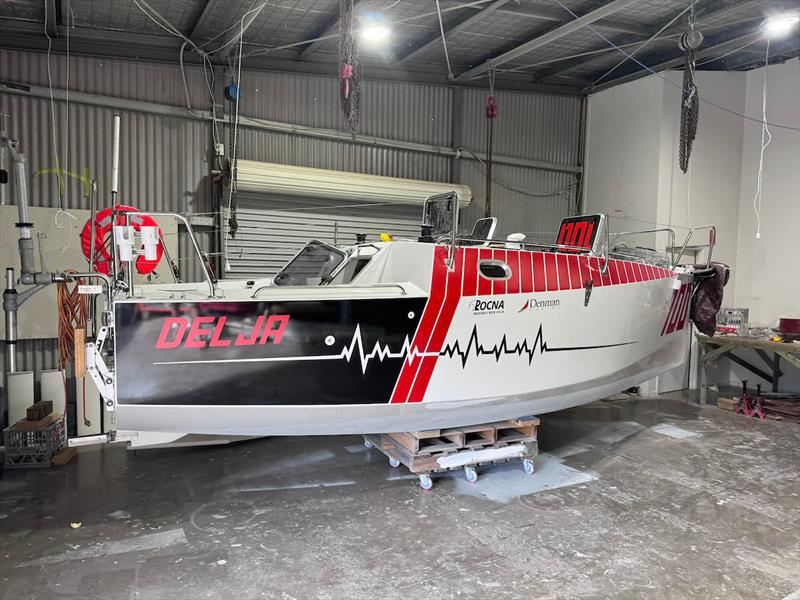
[464,466,478,483]
[388,457,401,468]
[522,458,535,475]
[363,439,374,449]
[418,474,433,490]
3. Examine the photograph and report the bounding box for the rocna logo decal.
[468,298,505,315]
[519,298,561,312]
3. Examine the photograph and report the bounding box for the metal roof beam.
[531,0,761,84]
[491,4,653,37]
[189,0,222,41]
[456,0,640,82]
[0,28,584,95]
[590,32,760,92]
[398,0,513,65]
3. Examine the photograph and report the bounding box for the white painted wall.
[584,76,664,234]
[735,59,800,327]
[585,59,800,392]
[585,70,745,280]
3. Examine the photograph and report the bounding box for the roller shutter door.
[224,194,423,278]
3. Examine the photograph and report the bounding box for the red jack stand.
[735,380,765,421]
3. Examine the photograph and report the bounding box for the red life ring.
[80,205,164,275]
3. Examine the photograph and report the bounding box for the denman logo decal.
[468,298,505,315]
[155,315,290,349]
[519,298,560,312]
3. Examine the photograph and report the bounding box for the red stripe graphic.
[545,253,558,291]
[557,254,570,290]
[462,247,478,297]
[533,252,546,292]
[493,250,507,295]
[616,260,628,284]
[477,248,493,295]
[567,255,581,289]
[507,250,521,294]
[408,249,464,402]
[389,247,449,403]
[608,260,620,285]
[624,262,636,283]
[661,282,692,335]
[578,256,591,286]
[519,251,533,293]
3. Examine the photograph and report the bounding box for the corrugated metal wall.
[0,48,583,386]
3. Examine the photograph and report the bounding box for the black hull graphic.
[115,299,426,406]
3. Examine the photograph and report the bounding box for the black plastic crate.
[3,416,66,469]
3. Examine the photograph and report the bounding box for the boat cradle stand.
[363,417,540,490]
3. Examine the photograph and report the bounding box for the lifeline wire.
[752,39,772,240]
[548,0,800,132]
[435,0,455,80]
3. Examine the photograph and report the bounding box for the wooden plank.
[440,428,466,447]
[696,334,800,352]
[408,429,442,440]
[13,412,61,431]
[387,431,422,454]
[74,327,86,378]
[51,446,77,466]
[495,420,537,443]
[717,397,739,411]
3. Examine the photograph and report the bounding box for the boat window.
[330,256,372,284]
[478,260,511,281]
[273,240,347,286]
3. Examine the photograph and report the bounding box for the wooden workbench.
[695,334,800,404]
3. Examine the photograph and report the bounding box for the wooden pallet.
[364,416,540,489]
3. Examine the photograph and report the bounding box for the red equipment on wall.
[80,205,163,275]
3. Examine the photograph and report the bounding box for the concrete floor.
[0,395,798,600]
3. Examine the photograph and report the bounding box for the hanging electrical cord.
[548,0,800,132]
[55,5,79,236]
[57,276,87,366]
[752,39,772,240]
[435,0,455,80]
[43,0,64,210]
[57,275,90,427]
[225,18,245,241]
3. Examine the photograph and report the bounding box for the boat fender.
[584,279,593,307]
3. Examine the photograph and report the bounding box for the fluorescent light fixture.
[361,25,391,41]
[762,13,800,39]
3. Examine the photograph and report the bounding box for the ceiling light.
[762,13,800,39]
[361,25,391,42]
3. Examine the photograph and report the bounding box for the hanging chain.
[679,0,701,174]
